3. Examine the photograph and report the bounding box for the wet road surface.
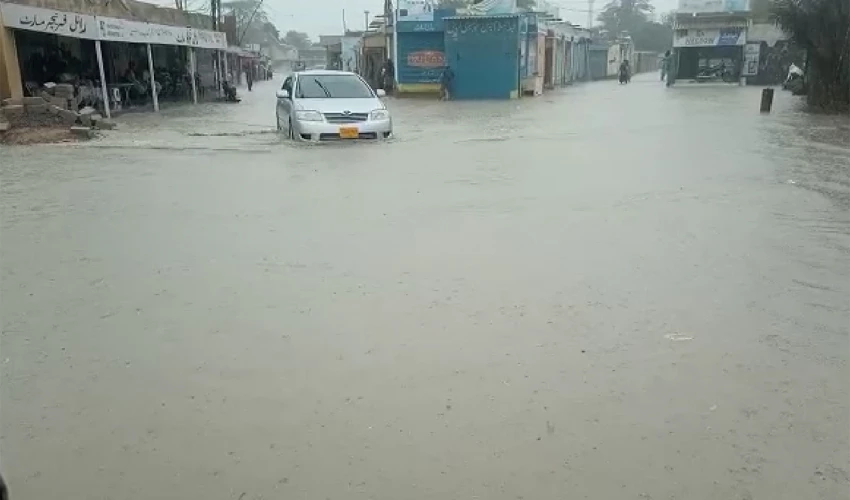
[2,75,849,499]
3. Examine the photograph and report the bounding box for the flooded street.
[2,75,848,499]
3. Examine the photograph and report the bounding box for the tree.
[772,0,850,111]
[597,0,654,36]
[222,0,274,45]
[597,0,671,51]
[630,21,672,52]
[263,21,280,41]
[517,0,536,10]
[282,31,312,50]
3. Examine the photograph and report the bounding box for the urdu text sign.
[0,2,96,39]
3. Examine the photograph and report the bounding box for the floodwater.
[1,75,848,500]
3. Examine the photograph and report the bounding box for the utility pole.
[364,10,370,31]
[587,0,594,28]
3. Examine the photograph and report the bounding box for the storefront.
[394,0,455,94]
[673,25,747,80]
[0,2,99,101]
[670,0,750,83]
[95,14,227,112]
[0,2,227,115]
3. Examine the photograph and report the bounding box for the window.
[294,74,374,99]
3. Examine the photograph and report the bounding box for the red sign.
[407,50,445,68]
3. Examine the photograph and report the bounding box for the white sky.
[145,0,678,38]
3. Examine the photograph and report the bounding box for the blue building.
[395,8,456,94]
[443,14,523,99]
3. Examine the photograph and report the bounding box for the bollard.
[760,88,774,113]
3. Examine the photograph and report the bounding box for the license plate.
[339,127,359,139]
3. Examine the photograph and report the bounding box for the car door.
[277,76,294,131]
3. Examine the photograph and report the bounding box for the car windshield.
[295,74,374,99]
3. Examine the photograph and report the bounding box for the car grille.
[318,132,379,140]
[323,112,368,123]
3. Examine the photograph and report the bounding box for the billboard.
[673,27,746,47]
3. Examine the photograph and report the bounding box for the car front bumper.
[294,119,393,141]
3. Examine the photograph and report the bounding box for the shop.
[95,14,227,113]
[394,0,455,94]
[0,2,99,102]
[0,2,227,115]
[670,0,750,84]
[673,25,747,80]
[443,14,522,100]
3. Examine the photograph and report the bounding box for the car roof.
[295,70,358,77]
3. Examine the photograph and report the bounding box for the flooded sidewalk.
[1,73,849,500]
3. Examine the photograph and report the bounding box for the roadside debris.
[0,96,114,145]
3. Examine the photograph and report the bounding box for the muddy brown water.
[2,76,848,499]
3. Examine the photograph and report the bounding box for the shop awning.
[0,2,227,49]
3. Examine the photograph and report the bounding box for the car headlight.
[295,110,324,122]
[370,109,390,121]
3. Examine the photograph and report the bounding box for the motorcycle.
[695,63,736,83]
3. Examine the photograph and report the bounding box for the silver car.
[275,70,392,141]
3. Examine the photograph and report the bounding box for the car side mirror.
[276,89,289,99]
[376,88,387,97]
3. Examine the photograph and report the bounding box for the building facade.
[671,0,750,83]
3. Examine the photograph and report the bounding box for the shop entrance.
[14,30,97,95]
[677,45,742,81]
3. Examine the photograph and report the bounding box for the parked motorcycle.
[695,63,737,83]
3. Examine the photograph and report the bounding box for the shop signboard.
[0,2,96,39]
[677,0,749,12]
[673,27,746,47]
[742,42,760,76]
[97,16,226,49]
[397,0,436,22]
[407,50,445,68]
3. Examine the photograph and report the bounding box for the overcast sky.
[149,0,678,39]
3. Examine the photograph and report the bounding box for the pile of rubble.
[0,84,116,144]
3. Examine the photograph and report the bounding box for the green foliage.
[222,0,273,45]
[282,31,312,50]
[597,0,671,52]
[772,0,849,111]
[263,22,280,41]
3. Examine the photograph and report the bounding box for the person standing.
[661,50,671,81]
[246,62,253,92]
[666,51,678,87]
[382,58,395,94]
[618,60,631,84]
[440,65,454,100]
